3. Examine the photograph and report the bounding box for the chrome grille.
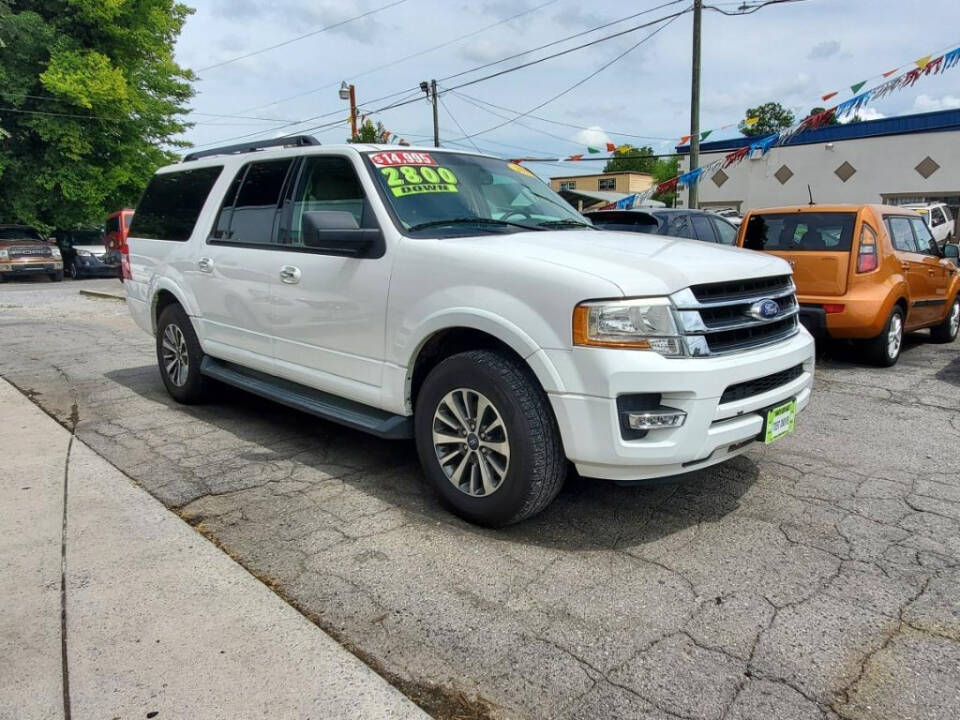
[9,245,52,258]
[672,275,800,356]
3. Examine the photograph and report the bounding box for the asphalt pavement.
[1,275,959,720]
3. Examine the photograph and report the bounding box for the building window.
[559,181,576,191]
[598,178,616,191]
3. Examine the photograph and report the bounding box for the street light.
[338,81,350,100]
[339,81,357,140]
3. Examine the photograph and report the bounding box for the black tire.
[414,349,566,527]
[49,270,64,282]
[930,296,960,344]
[66,261,79,279]
[156,303,207,404]
[863,305,904,367]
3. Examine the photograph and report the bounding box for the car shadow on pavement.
[814,332,926,368]
[104,364,758,551]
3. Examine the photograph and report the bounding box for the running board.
[199,357,413,439]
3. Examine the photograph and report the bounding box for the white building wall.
[681,128,960,212]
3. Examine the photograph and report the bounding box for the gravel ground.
[2,275,959,720]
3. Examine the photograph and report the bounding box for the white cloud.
[572,126,611,149]
[913,94,960,112]
[808,40,841,60]
[838,107,885,123]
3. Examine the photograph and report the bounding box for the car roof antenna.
[807,184,816,206]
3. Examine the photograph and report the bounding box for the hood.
[0,239,47,249]
[72,244,106,254]
[456,230,792,296]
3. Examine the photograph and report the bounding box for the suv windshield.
[364,150,590,235]
[63,230,103,246]
[743,212,856,252]
[0,227,44,242]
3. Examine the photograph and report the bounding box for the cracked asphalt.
[2,276,959,720]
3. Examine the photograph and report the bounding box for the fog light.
[625,409,687,431]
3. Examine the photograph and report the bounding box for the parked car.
[739,204,959,366]
[54,229,121,279]
[900,202,955,247]
[123,138,814,525]
[0,225,63,282]
[104,208,134,254]
[585,208,740,245]
[708,207,743,226]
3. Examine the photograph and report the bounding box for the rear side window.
[106,216,120,233]
[743,212,855,251]
[216,159,293,246]
[711,217,738,245]
[886,216,918,253]
[691,214,717,243]
[662,213,693,239]
[130,166,223,241]
[931,207,946,227]
[909,217,939,255]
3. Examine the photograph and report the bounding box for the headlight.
[76,249,93,257]
[51,247,61,258]
[573,297,686,357]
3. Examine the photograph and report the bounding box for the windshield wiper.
[407,217,543,232]
[537,219,595,229]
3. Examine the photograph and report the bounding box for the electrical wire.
[195,0,409,73]
[234,0,563,114]
[437,95,483,153]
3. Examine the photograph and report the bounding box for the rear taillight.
[856,240,878,273]
[120,240,131,280]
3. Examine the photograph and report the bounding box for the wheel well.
[894,297,908,315]
[410,328,527,410]
[153,290,181,331]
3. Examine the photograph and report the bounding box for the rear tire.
[49,270,64,282]
[156,304,207,404]
[66,261,79,279]
[863,306,904,367]
[930,296,960,343]
[414,349,566,527]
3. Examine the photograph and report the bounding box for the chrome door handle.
[197,257,214,273]
[279,265,301,284]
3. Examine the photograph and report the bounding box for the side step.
[200,357,413,440]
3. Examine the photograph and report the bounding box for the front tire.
[66,261,79,279]
[414,350,566,527]
[863,306,904,367]
[156,304,207,404]
[930,296,960,343]
[49,270,64,282]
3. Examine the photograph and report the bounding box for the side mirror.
[943,243,959,259]
[301,211,384,258]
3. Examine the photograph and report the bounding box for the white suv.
[122,138,815,525]
[901,202,955,247]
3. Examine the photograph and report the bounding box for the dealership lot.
[2,278,959,720]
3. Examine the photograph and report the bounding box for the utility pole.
[688,0,702,209]
[421,80,440,147]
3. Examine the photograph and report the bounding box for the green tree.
[740,102,795,137]
[0,0,194,230]
[602,145,656,173]
[348,119,389,144]
[651,155,679,207]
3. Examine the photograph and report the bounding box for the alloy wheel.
[432,388,510,497]
[161,323,190,387]
[949,300,960,338]
[887,312,903,359]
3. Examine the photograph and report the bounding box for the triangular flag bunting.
[821,91,838,102]
[616,145,631,153]
[744,117,759,126]
[587,147,600,154]
[882,67,899,77]
[568,154,582,161]
[850,81,866,94]
[700,130,712,140]
[915,55,932,69]
[679,135,691,144]
[605,142,616,152]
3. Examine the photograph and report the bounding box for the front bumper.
[74,256,121,276]
[0,260,62,275]
[544,330,815,481]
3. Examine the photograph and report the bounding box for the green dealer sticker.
[381,165,459,197]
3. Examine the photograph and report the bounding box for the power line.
[233,0,563,114]
[443,10,686,142]
[437,95,483,153]
[195,0,409,73]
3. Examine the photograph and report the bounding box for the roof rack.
[182,135,320,163]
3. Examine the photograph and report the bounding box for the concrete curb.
[77,289,125,301]
[0,379,429,720]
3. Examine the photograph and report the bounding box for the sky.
[174,0,960,180]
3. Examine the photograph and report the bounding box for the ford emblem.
[748,299,781,321]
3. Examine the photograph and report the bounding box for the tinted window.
[711,217,738,245]
[225,159,293,246]
[743,212,855,251]
[284,156,372,247]
[212,169,246,239]
[909,217,939,255]
[587,212,658,233]
[886,216,918,253]
[691,214,717,243]
[130,166,223,242]
[930,207,945,226]
[598,178,616,191]
[661,213,693,239]
[0,227,44,241]
[106,216,120,233]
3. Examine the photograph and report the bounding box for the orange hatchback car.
[739,205,960,365]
